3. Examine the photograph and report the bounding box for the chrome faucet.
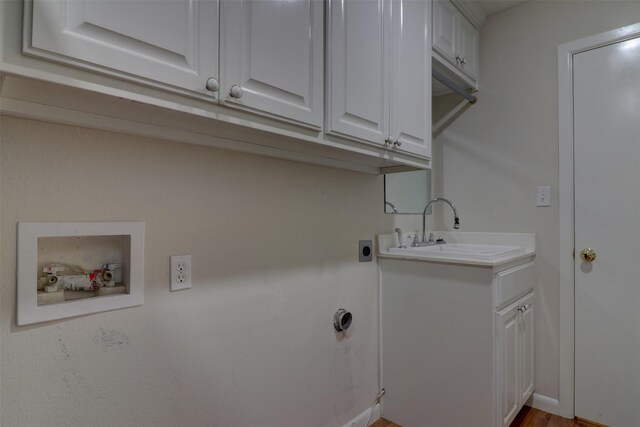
[385,201,399,213]
[422,197,460,242]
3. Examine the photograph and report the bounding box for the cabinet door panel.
[389,0,431,158]
[458,16,479,81]
[497,304,519,427]
[327,0,389,144]
[30,0,218,95]
[220,0,323,128]
[432,0,458,64]
[519,293,535,404]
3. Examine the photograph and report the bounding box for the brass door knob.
[580,248,597,262]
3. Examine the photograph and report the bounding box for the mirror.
[384,170,431,214]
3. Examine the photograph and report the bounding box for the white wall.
[11,0,635,421]
[434,0,640,402]
[0,116,413,427]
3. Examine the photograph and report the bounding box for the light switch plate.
[537,186,551,207]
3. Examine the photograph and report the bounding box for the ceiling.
[476,0,529,16]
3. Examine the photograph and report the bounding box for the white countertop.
[377,232,536,267]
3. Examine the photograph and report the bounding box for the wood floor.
[370,406,601,427]
[370,418,401,427]
[510,407,604,427]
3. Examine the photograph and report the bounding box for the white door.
[389,0,431,158]
[219,0,323,128]
[327,0,390,145]
[573,36,640,426]
[30,0,219,96]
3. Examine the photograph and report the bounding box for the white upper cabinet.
[28,0,324,127]
[432,0,458,62]
[432,0,479,83]
[219,0,324,128]
[327,0,390,145]
[16,0,433,172]
[328,0,431,159]
[458,15,479,80]
[389,0,432,158]
[29,0,219,96]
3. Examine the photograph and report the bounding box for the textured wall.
[0,116,418,427]
[433,1,640,401]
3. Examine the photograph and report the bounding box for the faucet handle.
[428,232,436,242]
[412,234,420,247]
[394,228,406,248]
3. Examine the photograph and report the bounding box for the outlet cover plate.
[170,254,191,291]
[359,240,373,262]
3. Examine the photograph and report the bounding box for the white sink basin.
[388,243,526,262]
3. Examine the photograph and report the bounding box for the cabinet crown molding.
[450,0,486,29]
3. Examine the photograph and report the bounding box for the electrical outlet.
[171,254,191,291]
[359,240,373,262]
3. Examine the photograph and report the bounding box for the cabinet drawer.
[495,262,534,308]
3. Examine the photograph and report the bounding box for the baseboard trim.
[528,393,560,415]
[341,404,381,427]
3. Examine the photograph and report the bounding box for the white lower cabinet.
[380,258,535,427]
[497,291,534,427]
[520,293,535,404]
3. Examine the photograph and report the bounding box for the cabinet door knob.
[229,85,243,99]
[205,77,219,92]
[393,138,402,147]
[385,137,393,146]
[460,56,466,66]
[455,54,462,63]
